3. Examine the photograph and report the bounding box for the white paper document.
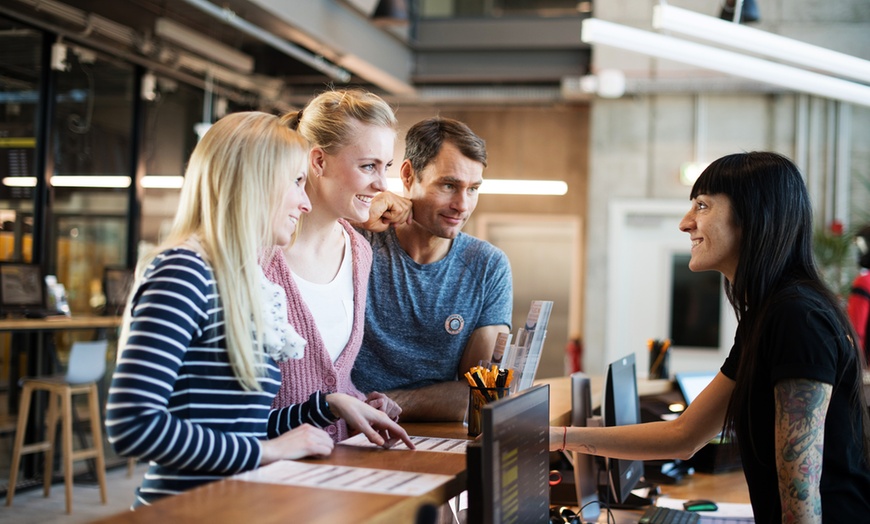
[340,433,469,454]
[656,498,755,522]
[236,460,453,496]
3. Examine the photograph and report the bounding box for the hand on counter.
[260,424,335,465]
[328,393,416,450]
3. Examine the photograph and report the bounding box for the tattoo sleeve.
[774,378,832,523]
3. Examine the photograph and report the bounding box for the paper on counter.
[236,460,452,496]
[340,433,469,454]
[656,497,755,522]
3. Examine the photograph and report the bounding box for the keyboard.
[639,506,701,524]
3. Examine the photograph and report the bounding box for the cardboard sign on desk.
[656,497,754,522]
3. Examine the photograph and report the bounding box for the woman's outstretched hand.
[328,393,416,450]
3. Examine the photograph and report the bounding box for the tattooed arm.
[550,372,735,461]
[774,378,832,524]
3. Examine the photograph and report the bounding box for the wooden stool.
[6,341,108,514]
[127,456,138,478]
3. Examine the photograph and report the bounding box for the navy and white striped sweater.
[106,248,335,507]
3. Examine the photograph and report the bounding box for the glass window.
[52,46,133,314]
[0,18,42,263]
[421,0,585,17]
[140,77,203,252]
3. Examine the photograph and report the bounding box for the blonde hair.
[281,88,397,154]
[279,89,395,239]
[120,111,308,390]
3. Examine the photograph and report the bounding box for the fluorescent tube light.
[2,177,37,187]
[480,179,569,195]
[50,176,131,188]
[653,5,870,84]
[141,176,185,189]
[581,19,870,108]
[155,18,254,74]
[2,176,131,188]
[3,175,184,189]
[386,178,568,196]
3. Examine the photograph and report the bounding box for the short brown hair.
[404,117,487,180]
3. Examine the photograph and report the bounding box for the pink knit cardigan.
[262,219,372,441]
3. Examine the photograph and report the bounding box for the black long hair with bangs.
[691,151,870,463]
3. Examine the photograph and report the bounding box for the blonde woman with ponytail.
[263,89,404,442]
[106,111,411,509]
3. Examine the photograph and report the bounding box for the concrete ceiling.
[2,0,592,107]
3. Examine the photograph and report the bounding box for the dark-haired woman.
[549,152,870,523]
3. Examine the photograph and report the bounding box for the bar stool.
[6,340,109,514]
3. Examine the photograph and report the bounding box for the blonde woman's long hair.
[119,111,308,390]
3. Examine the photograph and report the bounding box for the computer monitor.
[467,384,550,524]
[675,371,717,407]
[600,353,645,506]
[569,372,601,521]
[0,262,46,317]
[103,266,134,316]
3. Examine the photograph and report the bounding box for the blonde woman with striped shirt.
[106,111,412,509]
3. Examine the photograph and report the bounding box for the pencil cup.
[648,345,670,379]
[467,386,510,437]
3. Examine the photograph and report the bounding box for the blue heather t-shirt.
[352,228,513,392]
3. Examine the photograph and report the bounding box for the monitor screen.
[0,262,45,314]
[675,371,717,406]
[476,384,550,524]
[601,353,645,505]
[103,266,134,315]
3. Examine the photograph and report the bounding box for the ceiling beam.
[250,0,416,95]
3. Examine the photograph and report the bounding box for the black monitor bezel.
[601,353,645,505]
[103,266,134,315]
[0,261,47,316]
[479,383,550,524]
[569,371,602,521]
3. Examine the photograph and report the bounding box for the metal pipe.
[179,0,351,83]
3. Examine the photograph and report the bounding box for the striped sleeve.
[105,250,262,475]
[267,390,338,437]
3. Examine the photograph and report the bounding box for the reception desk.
[91,376,747,524]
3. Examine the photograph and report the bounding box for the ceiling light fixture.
[581,18,870,108]
[2,177,37,188]
[50,176,131,188]
[653,5,870,84]
[386,178,568,196]
[2,176,184,189]
[141,176,185,189]
[179,0,351,83]
[154,18,254,74]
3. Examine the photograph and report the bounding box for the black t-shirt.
[721,284,870,523]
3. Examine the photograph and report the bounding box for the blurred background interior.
[0,0,868,518]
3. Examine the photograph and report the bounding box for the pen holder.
[648,344,670,380]
[467,386,510,437]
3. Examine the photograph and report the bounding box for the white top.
[292,228,354,363]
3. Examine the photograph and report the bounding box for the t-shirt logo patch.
[445,314,465,335]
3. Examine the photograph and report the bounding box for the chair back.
[65,340,109,384]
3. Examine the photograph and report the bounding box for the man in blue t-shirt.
[352,117,513,421]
